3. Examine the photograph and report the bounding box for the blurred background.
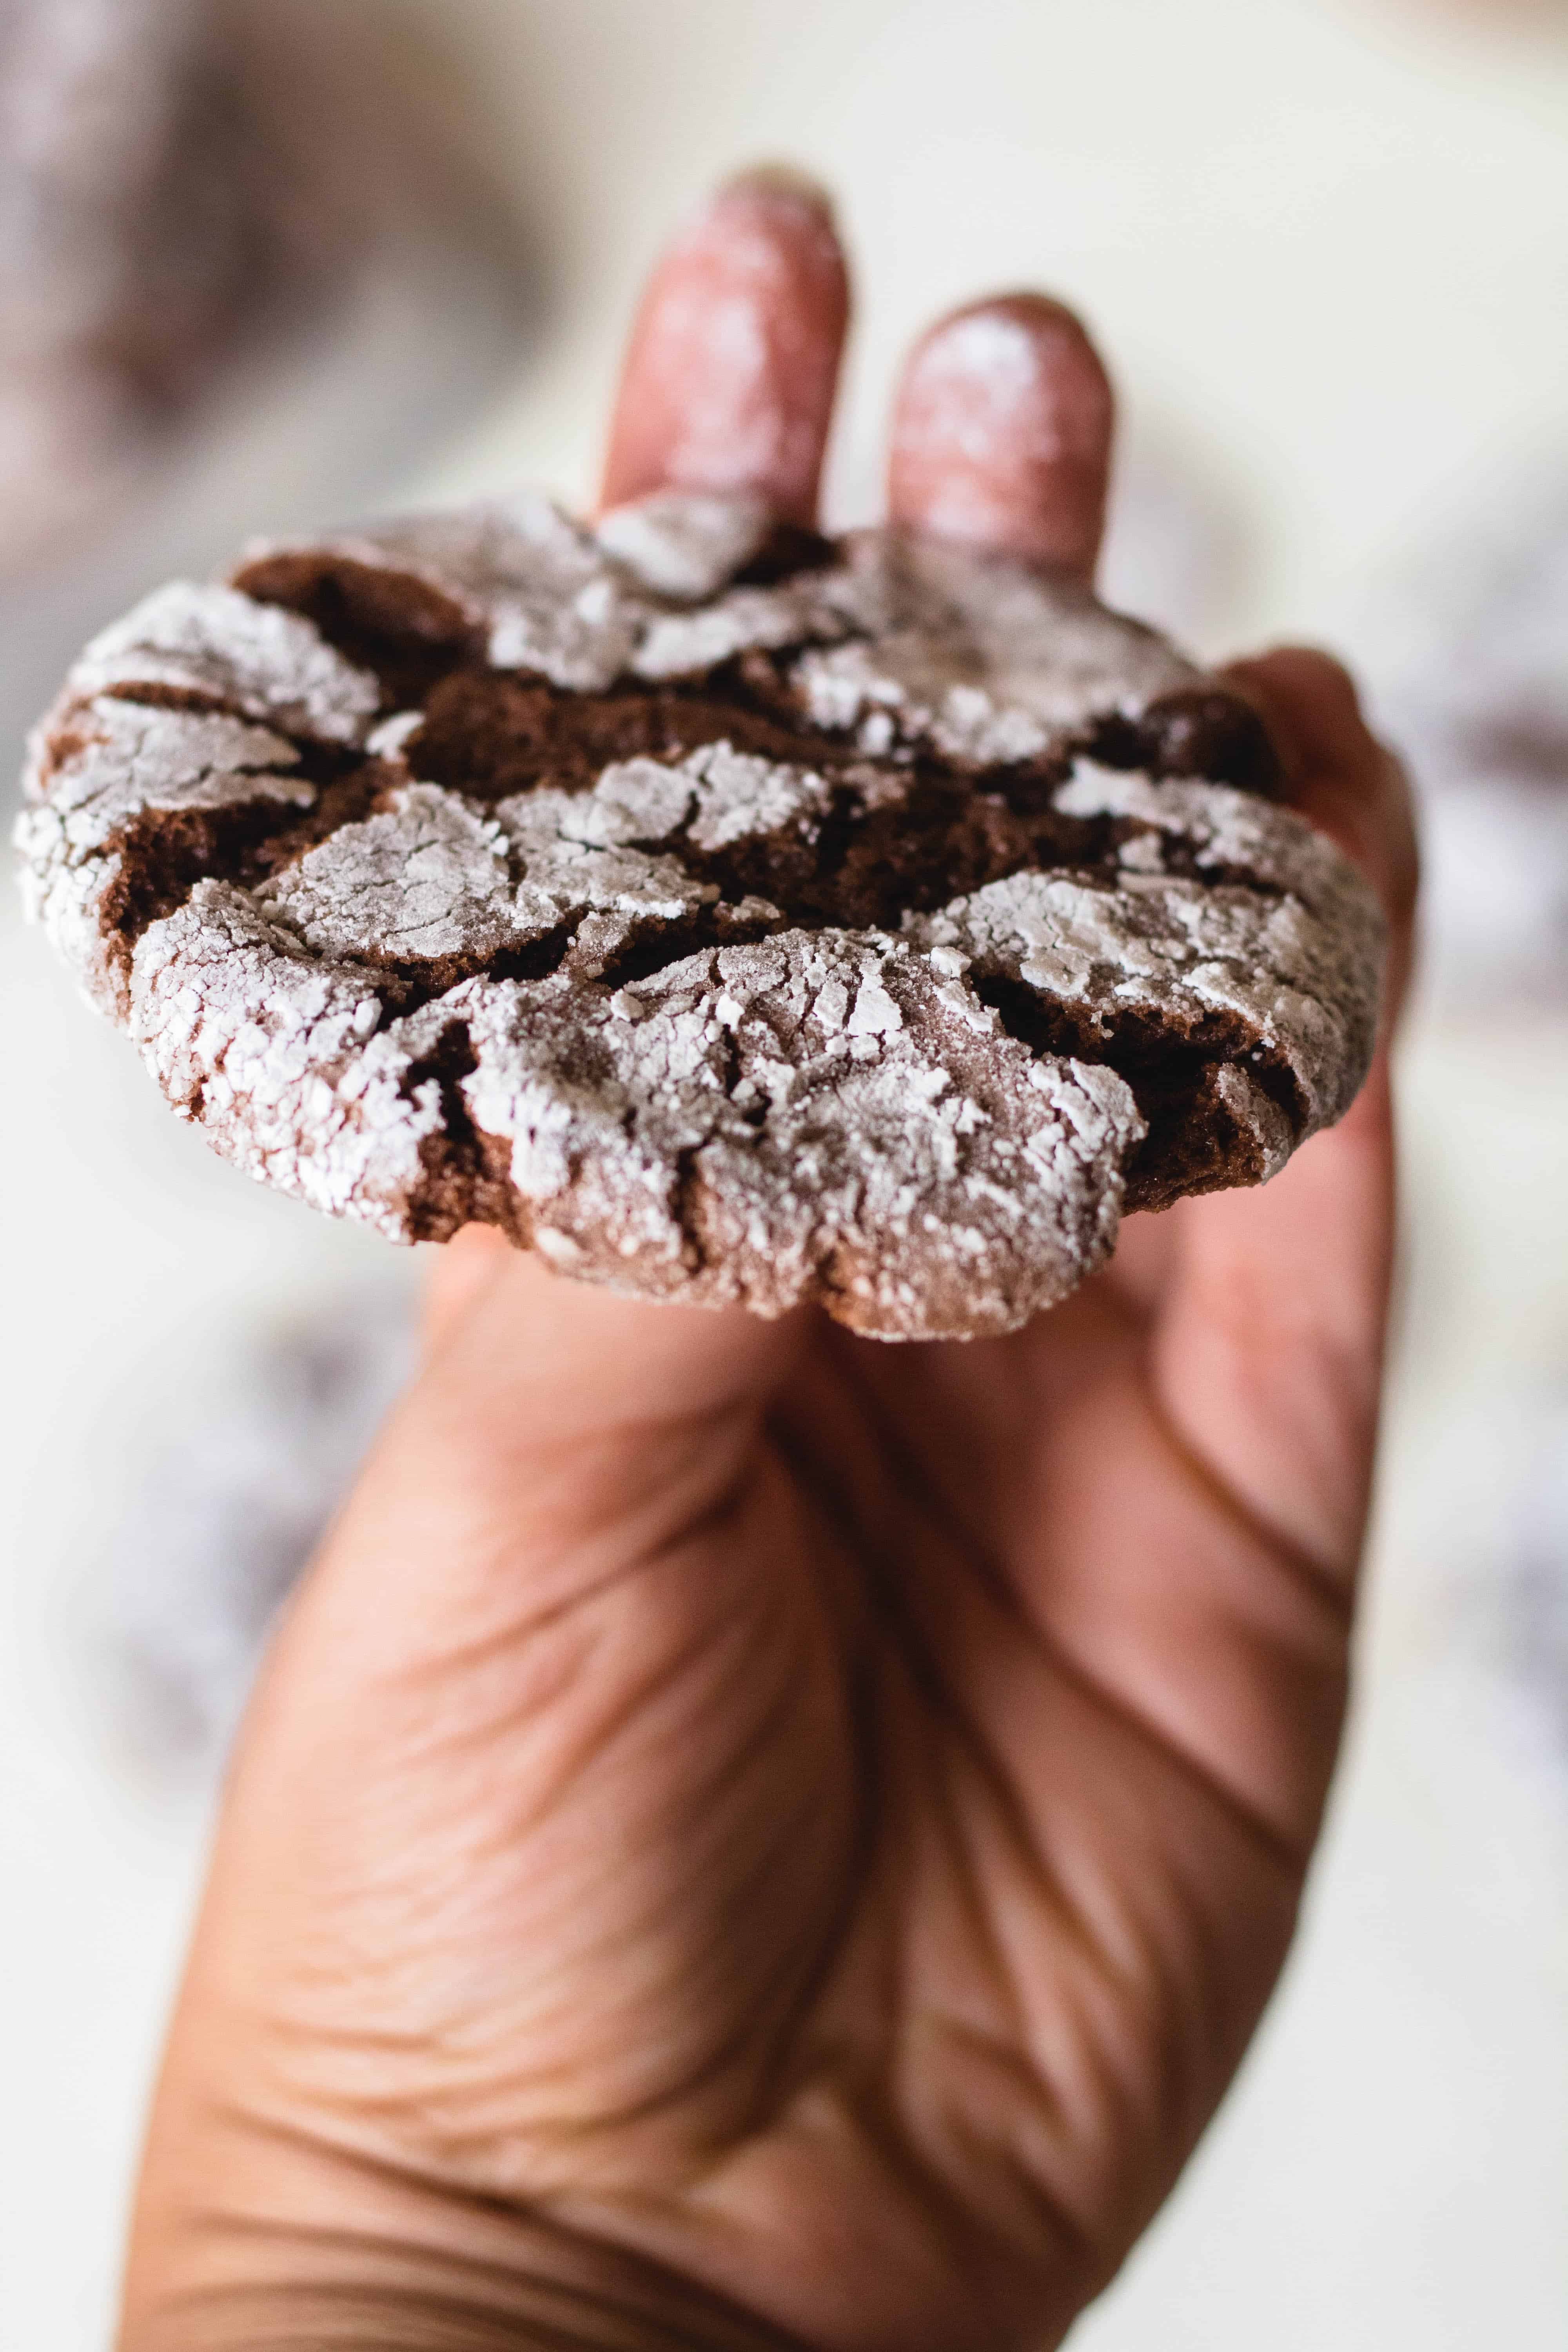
[3,1,1566,2345]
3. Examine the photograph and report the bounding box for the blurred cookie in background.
[1372,483,1568,1013]
[0,0,273,566]
[1504,1395,1568,1779]
[89,1283,418,1777]
[1415,1377,1568,1817]
[0,0,531,573]
[0,0,533,758]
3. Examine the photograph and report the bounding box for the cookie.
[0,0,275,564]
[15,489,1385,1339]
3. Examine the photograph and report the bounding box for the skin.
[118,172,1418,2352]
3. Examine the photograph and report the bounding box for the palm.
[214,1178,1365,2351]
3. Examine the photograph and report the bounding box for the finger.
[1136,649,1413,1579]
[1088,647,1416,1329]
[1223,646,1420,1025]
[419,1228,802,1491]
[421,1221,510,1356]
[886,293,1114,577]
[256,1252,811,1829]
[1101,1206,1178,1319]
[402,1248,807,1616]
[600,167,849,523]
[129,1269,826,2336]
[422,1243,802,1452]
[1148,1055,1396,1586]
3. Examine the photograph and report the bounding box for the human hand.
[119,172,1417,2352]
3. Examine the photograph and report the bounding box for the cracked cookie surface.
[15,488,1385,1338]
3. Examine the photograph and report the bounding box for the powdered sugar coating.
[238,488,1196,741]
[131,883,453,1236]
[457,935,1144,1334]
[910,777,1383,1138]
[567,743,835,858]
[1054,761,1365,918]
[256,785,521,964]
[16,489,1387,1338]
[594,488,774,602]
[791,537,1200,763]
[16,695,310,1016]
[59,581,380,744]
[21,696,305,845]
[493,790,713,946]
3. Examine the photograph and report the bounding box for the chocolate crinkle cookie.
[15,490,1385,1339]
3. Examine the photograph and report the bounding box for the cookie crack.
[1080,688,1281,800]
[398,1016,523,1243]
[670,1145,710,1274]
[89,741,385,952]
[966,967,1306,1209]
[585,907,787,992]
[331,920,577,1030]
[233,539,1281,806]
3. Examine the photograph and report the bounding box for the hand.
[120,173,1417,2352]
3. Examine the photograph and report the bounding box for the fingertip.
[422,1223,512,1358]
[887,292,1114,577]
[423,1225,808,1443]
[1222,645,1419,1018]
[1221,647,1367,780]
[714,160,839,227]
[1220,645,1410,847]
[600,165,849,524]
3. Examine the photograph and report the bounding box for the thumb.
[414,1227,808,1514]
[122,1243,821,2336]
[421,1224,801,1424]
[256,1236,807,1713]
